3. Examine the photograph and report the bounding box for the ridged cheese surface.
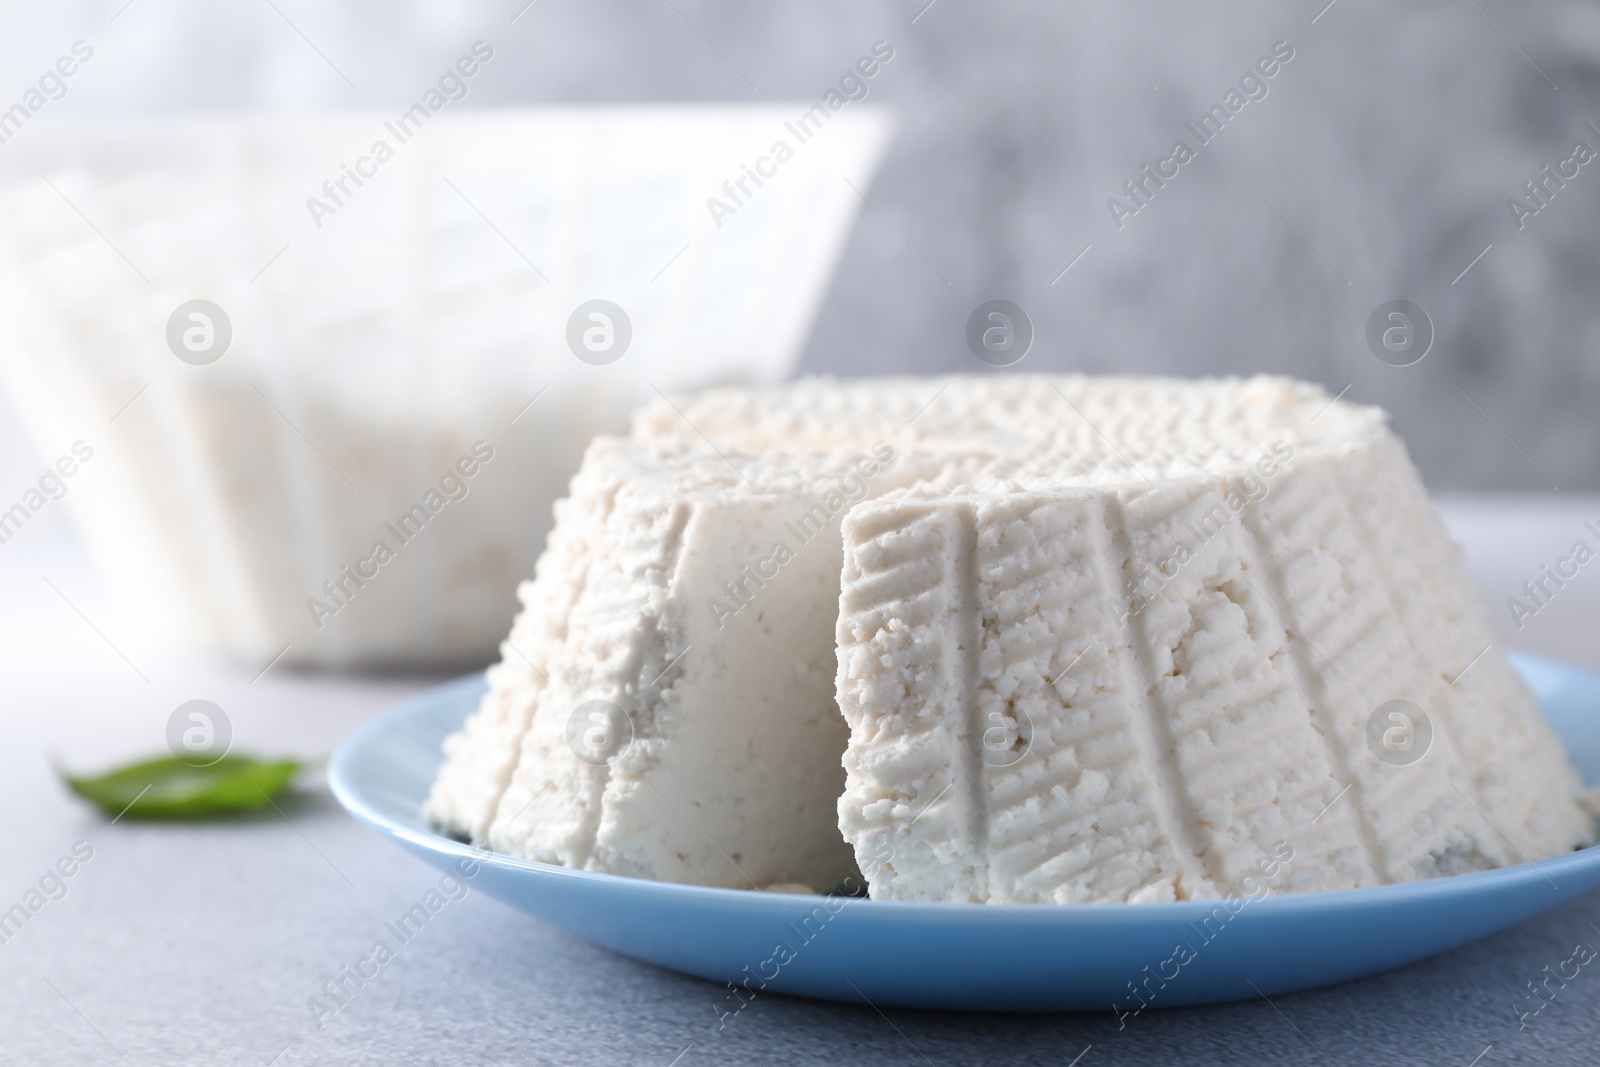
[428,375,1594,900]
[836,419,1591,902]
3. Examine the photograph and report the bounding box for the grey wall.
[6,0,1599,489]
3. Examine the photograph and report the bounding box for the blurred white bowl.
[0,107,890,668]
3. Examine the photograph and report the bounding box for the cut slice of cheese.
[428,436,917,890]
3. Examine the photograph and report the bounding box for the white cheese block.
[430,374,1593,900]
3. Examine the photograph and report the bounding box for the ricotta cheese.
[834,384,1593,902]
[429,375,1594,900]
[427,436,917,891]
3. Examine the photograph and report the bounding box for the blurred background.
[2,0,1598,671]
[2,1,1597,482]
[3,6,1599,1063]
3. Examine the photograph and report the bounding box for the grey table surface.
[3,496,1599,1067]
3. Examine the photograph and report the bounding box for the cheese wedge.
[427,436,918,890]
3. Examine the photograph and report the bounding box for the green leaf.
[60,755,302,820]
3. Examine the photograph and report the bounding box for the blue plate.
[328,653,1600,1013]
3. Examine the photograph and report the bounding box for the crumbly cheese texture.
[833,384,1593,903]
[425,436,921,890]
[428,375,1594,900]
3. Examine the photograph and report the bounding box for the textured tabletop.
[2,497,1597,1067]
